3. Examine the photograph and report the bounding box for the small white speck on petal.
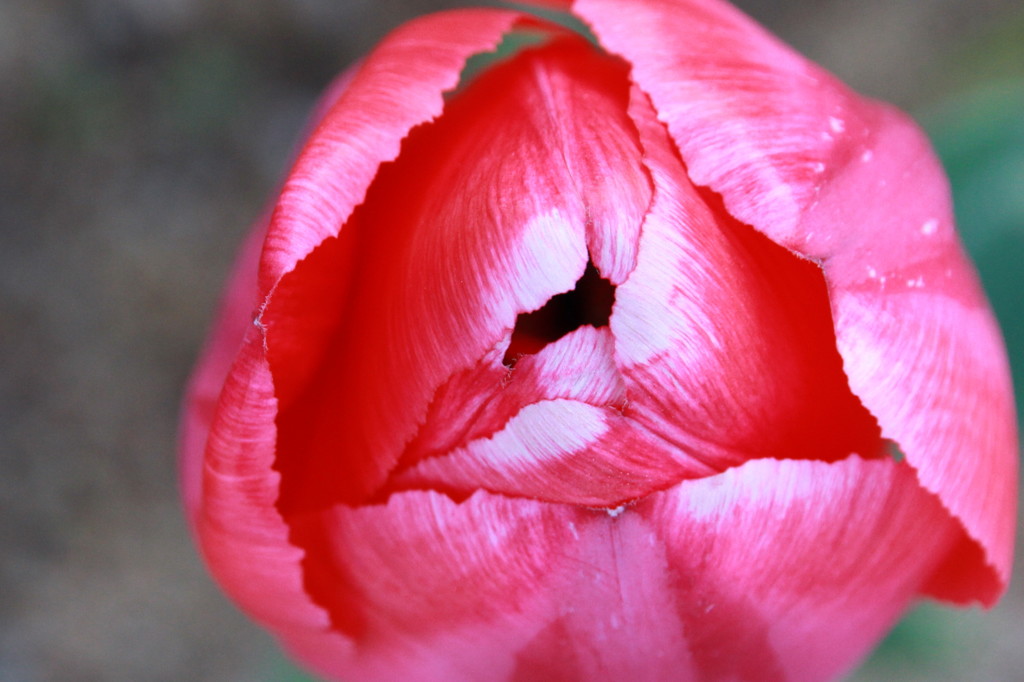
[860,150,874,163]
[921,218,939,236]
[811,162,826,174]
[829,116,845,133]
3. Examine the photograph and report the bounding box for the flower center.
[503,259,615,365]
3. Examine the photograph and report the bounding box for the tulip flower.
[180,0,1018,680]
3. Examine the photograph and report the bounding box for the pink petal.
[287,491,587,682]
[290,458,961,681]
[806,113,1017,602]
[395,397,708,505]
[574,0,1017,595]
[180,63,359,524]
[632,456,963,681]
[612,85,880,472]
[398,325,626,469]
[392,327,705,505]
[183,10,577,672]
[195,327,353,668]
[257,8,520,296]
[266,37,651,513]
[573,0,848,246]
[179,219,265,525]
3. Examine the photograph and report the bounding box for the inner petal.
[613,87,882,472]
[397,325,627,473]
[503,258,616,364]
[266,36,651,514]
[394,398,708,507]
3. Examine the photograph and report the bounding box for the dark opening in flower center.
[503,259,615,365]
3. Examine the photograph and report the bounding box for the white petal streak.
[428,399,607,471]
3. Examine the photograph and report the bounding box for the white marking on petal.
[509,209,588,312]
[459,399,608,468]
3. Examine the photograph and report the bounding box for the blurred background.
[1,0,1021,680]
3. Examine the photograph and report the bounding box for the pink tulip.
[180,1,1017,680]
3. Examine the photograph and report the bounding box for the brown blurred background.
[2,1,1022,680]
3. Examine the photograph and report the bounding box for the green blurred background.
[1,1,1021,679]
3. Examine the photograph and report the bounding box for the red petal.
[180,63,359,524]
[399,325,626,469]
[257,8,520,297]
[396,397,706,505]
[810,113,1017,601]
[288,491,585,681]
[631,457,962,681]
[290,458,960,681]
[267,38,650,512]
[182,9,540,670]
[179,220,265,526]
[613,86,880,472]
[573,0,849,245]
[195,328,353,666]
[575,0,1017,594]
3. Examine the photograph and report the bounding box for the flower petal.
[195,328,354,669]
[630,457,963,681]
[287,491,585,682]
[266,37,651,513]
[573,0,851,245]
[807,113,1016,601]
[180,63,360,524]
[398,325,626,469]
[257,8,521,296]
[291,458,960,681]
[395,397,707,505]
[180,219,265,526]
[392,328,707,505]
[612,86,881,472]
[573,0,1017,594]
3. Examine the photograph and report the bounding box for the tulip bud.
[181,1,1017,680]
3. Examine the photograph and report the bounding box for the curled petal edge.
[572,0,1017,600]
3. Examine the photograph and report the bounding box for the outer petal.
[291,458,960,681]
[266,38,651,513]
[257,8,521,296]
[575,0,1017,597]
[180,218,265,526]
[196,327,354,668]
[179,63,359,524]
[287,491,589,682]
[633,457,962,681]
[181,7,547,672]
[612,85,881,471]
[291,488,701,681]
[181,66,363,652]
